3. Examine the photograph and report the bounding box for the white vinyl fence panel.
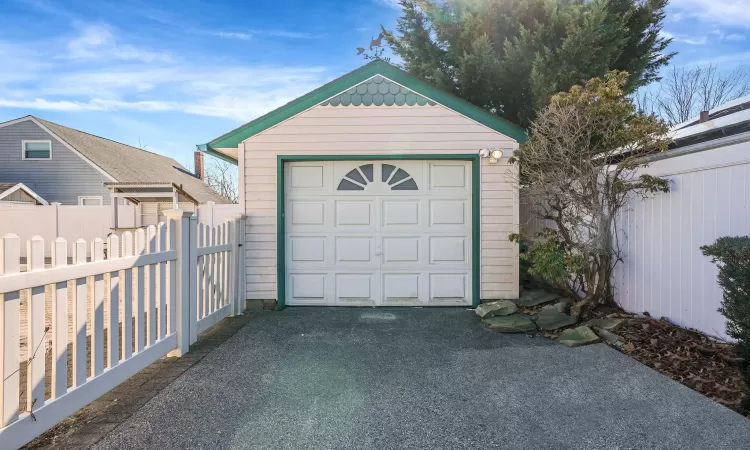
[0,204,136,257]
[0,211,246,448]
[615,140,750,339]
[0,202,239,257]
[195,201,243,228]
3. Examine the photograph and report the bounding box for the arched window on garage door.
[336,163,418,191]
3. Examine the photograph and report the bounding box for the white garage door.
[285,160,472,306]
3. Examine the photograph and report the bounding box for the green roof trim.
[199,60,527,153]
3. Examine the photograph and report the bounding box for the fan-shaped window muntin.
[382,164,418,190]
[337,163,418,191]
[337,164,373,191]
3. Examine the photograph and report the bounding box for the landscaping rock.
[474,300,518,318]
[534,309,578,331]
[558,326,601,348]
[539,301,570,314]
[596,328,625,345]
[585,318,625,332]
[516,290,559,307]
[482,314,537,333]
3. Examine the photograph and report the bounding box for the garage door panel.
[290,273,326,301]
[290,237,326,262]
[290,165,324,188]
[336,273,376,302]
[429,273,468,302]
[335,237,373,263]
[382,273,421,303]
[430,200,467,226]
[383,237,420,263]
[335,200,373,227]
[288,164,334,197]
[429,163,467,189]
[382,200,420,227]
[429,236,468,264]
[290,201,325,226]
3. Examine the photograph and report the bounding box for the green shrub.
[701,236,750,406]
[510,228,584,298]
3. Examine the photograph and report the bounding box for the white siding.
[242,104,519,301]
[614,140,750,339]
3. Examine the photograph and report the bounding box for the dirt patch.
[612,316,747,416]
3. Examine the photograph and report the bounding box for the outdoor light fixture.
[478,148,504,164]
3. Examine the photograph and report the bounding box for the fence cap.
[162,209,194,219]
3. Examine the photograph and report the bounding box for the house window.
[78,196,103,206]
[21,140,52,159]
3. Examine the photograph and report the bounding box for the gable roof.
[0,182,48,204]
[26,117,229,204]
[199,60,527,158]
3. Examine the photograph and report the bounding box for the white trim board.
[0,183,49,205]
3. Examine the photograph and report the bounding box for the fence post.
[188,216,198,344]
[163,209,193,357]
[52,202,61,238]
[227,218,236,315]
[238,215,246,313]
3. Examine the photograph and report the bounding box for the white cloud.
[669,0,750,27]
[198,28,322,40]
[374,0,401,10]
[215,31,252,40]
[690,51,750,66]
[659,30,707,45]
[0,21,331,123]
[64,24,172,63]
[726,33,747,41]
[252,30,323,39]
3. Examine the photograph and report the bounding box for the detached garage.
[199,60,525,308]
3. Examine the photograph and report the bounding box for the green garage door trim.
[276,154,481,310]
[199,60,526,155]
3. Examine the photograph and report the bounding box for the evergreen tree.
[384,0,674,127]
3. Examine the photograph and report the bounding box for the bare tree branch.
[204,160,239,203]
[653,63,750,125]
[183,158,239,204]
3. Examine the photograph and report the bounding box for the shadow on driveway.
[94,308,750,449]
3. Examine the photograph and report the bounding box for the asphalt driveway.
[95,308,750,449]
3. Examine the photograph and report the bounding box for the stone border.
[22,314,251,449]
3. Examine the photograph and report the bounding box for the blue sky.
[0,0,748,165]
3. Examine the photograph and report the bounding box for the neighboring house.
[0,182,48,205]
[0,115,230,227]
[199,60,526,308]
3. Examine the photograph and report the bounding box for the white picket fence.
[0,210,246,449]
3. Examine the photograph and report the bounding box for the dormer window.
[22,140,51,159]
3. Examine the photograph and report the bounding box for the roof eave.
[197,144,239,164]
[198,60,527,150]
